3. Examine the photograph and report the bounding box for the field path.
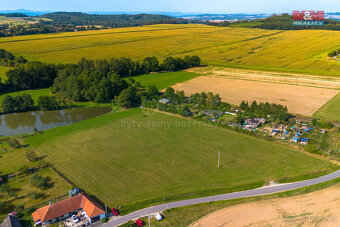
[103,170,340,226]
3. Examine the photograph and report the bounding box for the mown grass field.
[24,108,335,213]
[1,24,340,76]
[313,92,340,122]
[132,71,199,90]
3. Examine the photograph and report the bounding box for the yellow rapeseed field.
[1,24,340,76]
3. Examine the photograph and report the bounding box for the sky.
[2,0,340,14]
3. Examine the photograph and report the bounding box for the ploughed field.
[25,108,334,213]
[1,24,340,76]
[171,75,339,116]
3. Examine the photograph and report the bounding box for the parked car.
[136,219,144,226]
[71,215,79,223]
[154,213,163,221]
[112,208,119,216]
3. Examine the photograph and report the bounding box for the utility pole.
[218,151,220,168]
[148,215,151,227]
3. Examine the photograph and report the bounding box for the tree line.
[0,49,27,67]
[1,93,61,114]
[0,50,200,112]
[0,12,196,37]
[141,88,231,117]
[238,100,290,122]
[41,12,191,27]
[140,87,290,122]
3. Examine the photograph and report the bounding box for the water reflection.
[0,106,112,136]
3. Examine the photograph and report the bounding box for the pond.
[0,106,112,137]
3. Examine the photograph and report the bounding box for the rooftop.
[1,216,22,227]
[32,193,105,223]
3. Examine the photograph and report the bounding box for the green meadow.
[25,108,335,213]
[132,71,199,90]
[313,92,340,122]
[0,88,51,103]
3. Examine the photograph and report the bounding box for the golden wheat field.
[1,24,340,76]
[171,75,339,116]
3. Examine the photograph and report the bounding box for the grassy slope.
[132,71,199,90]
[0,88,50,103]
[1,24,340,76]
[313,92,340,122]
[25,108,334,213]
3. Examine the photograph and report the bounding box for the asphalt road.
[100,169,340,226]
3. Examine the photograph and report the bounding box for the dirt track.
[191,184,340,227]
[171,75,339,116]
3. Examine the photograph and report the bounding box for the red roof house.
[32,193,105,225]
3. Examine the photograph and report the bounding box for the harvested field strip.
[187,67,340,89]
[0,25,209,44]
[171,75,339,116]
[191,183,340,227]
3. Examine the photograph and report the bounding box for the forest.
[0,13,192,37]
[40,12,190,27]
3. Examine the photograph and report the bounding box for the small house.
[299,138,309,145]
[159,98,170,104]
[201,110,222,118]
[291,136,299,143]
[320,129,327,134]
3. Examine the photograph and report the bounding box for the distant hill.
[0,13,28,17]
[253,13,340,30]
[209,14,340,31]
[40,12,190,27]
[0,9,51,16]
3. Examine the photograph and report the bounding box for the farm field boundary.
[171,75,339,116]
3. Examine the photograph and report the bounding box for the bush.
[19,165,31,175]
[37,95,60,110]
[316,120,333,129]
[30,174,48,189]
[26,150,38,162]
[305,144,320,154]
[14,204,25,213]
[27,191,41,199]
[8,138,21,149]
[101,217,108,223]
